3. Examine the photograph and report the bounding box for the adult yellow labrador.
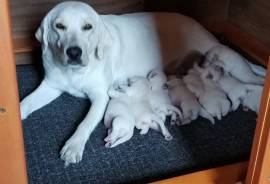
[20,1,261,165]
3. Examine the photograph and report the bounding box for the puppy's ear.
[35,17,50,52]
[193,62,203,74]
[95,18,112,60]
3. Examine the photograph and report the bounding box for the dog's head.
[36,2,112,68]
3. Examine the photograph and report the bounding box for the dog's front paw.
[20,102,30,120]
[60,138,85,166]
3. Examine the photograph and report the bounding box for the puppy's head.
[195,63,223,82]
[147,70,167,90]
[128,76,150,93]
[36,2,112,68]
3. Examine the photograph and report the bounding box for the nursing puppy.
[167,76,215,125]
[111,76,172,140]
[183,66,205,98]
[204,45,265,84]
[194,64,231,120]
[209,66,262,111]
[19,1,221,165]
[147,70,182,122]
[242,86,263,114]
[103,86,135,148]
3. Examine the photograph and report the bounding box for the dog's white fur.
[19,1,224,164]
[104,87,135,148]
[167,76,215,125]
[147,70,182,122]
[209,67,262,111]
[110,77,172,140]
[204,45,265,84]
[194,64,231,120]
[242,86,263,114]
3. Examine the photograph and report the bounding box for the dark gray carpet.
[17,64,257,184]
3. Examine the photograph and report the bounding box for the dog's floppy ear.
[95,18,112,60]
[35,17,50,52]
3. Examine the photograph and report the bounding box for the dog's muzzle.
[66,46,82,65]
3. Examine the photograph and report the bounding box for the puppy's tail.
[199,107,215,125]
[244,84,263,91]
[246,59,266,77]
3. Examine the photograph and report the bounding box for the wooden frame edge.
[245,58,270,184]
[204,21,270,66]
[0,1,28,184]
[152,162,248,184]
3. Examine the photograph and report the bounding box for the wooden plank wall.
[228,0,270,48]
[9,0,143,40]
[189,0,230,22]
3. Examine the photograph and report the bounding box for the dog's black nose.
[66,46,82,60]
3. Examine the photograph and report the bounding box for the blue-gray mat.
[17,64,256,184]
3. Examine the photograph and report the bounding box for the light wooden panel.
[229,0,270,48]
[9,0,143,40]
[152,162,247,184]
[0,0,28,184]
[204,21,270,66]
[245,59,270,184]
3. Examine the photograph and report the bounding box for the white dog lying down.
[21,1,257,165]
[167,76,215,125]
[103,87,135,148]
[204,45,265,85]
[242,86,263,114]
[110,76,172,140]
[208,66,263,111]
[147,70,182,122]
[194,64,231,120]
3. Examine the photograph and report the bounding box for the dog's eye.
[55,23,66,30]
[82,23,92,31]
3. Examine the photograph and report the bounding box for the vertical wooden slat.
[246,58,270,184]
[0,1,28,184]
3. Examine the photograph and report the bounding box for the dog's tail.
[246,59,266,77]
[244,83,263,91]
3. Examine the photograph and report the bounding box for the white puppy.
[103,86,135,148]
[183,66,205,98]
[194,64,231,120]
[204,45,265,84]
[167,76,215,125]
[242,86,263,114]
[147,70,182,122]
[208,66,263,111]
[19,1,222,164]
[111,76,172,140]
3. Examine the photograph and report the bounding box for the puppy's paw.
[105,142,112,148]
[165,135,173,141]
[60,138,85,166]
[140,128,149,135]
